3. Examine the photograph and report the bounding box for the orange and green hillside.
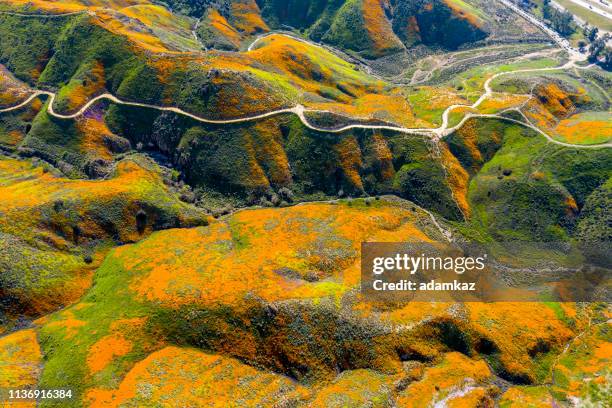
[0,1,610,407]
[1,198,607,407]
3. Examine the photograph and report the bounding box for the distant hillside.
[185,0,488,57]
[258,0,489,57]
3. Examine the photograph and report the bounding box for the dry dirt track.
[0,7,610,149]
[2,62,610,149]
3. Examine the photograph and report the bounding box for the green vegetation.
[446,117,504,175]
[39,16,132,86]
[22,100,84,176]
[452,56,564,102]
[37,252,153,407]
[0,154,207,332]
[551,323,612,404]
[389,134,464,220]
[0,14,73,83]
[105,108,464,218]
[401,0,487,49]
[256,0,487,57]
[257,0,347,39]
[451,118,611,241]
[575,177,612,243]
[322,0,374,57]
[160,0,210,17]
[542,0,576,37]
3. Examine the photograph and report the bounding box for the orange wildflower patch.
[207,9,242,48]
[245,34,382,92]
[467,302,574,383]
[310,92,423,128]
[554,115,612,145]
[76,116,114,160]
[523,99,558,131]
[62,61,106,113]
[594,341,612,361]
[87,334,133,374]
[442,0,484,27]
[86,347,310,407]
[453,119,484,171]
[441,143,470,217]
[93,10,169,53]
[250,121,292,186]
[396,352,492,407]
[229,0,269,35]
[27,271,94,318]
[0,0,87,14]
[369,132,395,180]
[534,83,575,118]
[122,201,432,309]
[334,136,364,192]
[118,2,194,47]
[477,93,529,115]
[0,329,42,388]
[362,0,404,56]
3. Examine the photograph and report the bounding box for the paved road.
[565,0,612,20]
[550,0,612,36]
[499,0,586,60]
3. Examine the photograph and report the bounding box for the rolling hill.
[0,0,610,407]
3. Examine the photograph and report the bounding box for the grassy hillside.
[447,118,611,241]
[0,13,73,83]
[2,198,601,406]
[104,108,465,218]
[0,156,207,331]
[0,16,606,232]
[0,2,610,407]
[254,0,487,57]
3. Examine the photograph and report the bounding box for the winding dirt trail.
[2,66,610,148]
[0,7,610,148]
[0,91,434,135]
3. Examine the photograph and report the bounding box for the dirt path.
[549,315,611,391]
[0,7,610,149]
[2,73,611,148]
